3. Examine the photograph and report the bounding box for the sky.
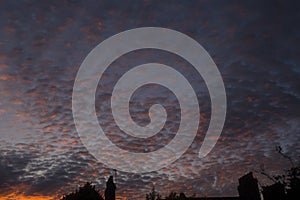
[0,0,300,199]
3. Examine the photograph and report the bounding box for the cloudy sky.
[0,0,299,199]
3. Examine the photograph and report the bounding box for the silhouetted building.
[262,182,286,200]
[238,172,261,200]
[105,176,116,200]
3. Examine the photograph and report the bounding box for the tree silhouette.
[286,166,300,200]
[165,192,187,200]
[145,188,188,200]
[146,187,161,200]
[61,182,104,200]
[259,146,300,200]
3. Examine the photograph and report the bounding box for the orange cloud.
[0,184,56,200]
[0,194,54,200]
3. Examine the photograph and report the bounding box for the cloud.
[0,0,299,199]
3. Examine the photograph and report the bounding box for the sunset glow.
[0,194,53,200]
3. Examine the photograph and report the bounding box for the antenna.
[113,169,117,186]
